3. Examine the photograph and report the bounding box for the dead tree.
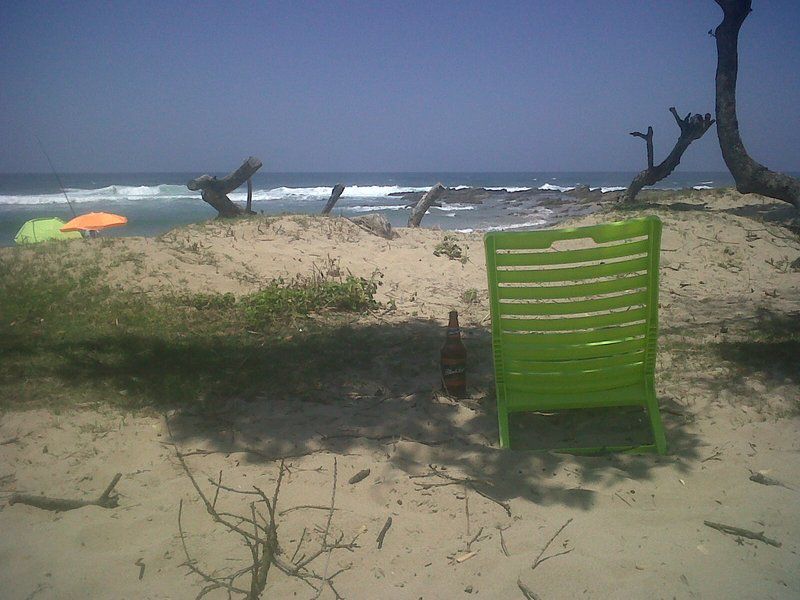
[714,0,800,208]
[407,183,445,227]
[623,108,715,203]
[176,452,359,600]
[321,184,346,215]
[187,156,263,218]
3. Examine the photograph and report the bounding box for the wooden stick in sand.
[703,520,782,547]
[9,473,122,512]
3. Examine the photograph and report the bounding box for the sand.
[1,189,798,599]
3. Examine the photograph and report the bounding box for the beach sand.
[1,189,798,599]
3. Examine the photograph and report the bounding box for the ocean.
[0,171,742,246]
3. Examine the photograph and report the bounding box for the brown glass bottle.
[440,310,467,398]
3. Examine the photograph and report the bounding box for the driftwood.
[349,213,396,239]
[246,177,253,213]
[407,183,445,227]
[703,520,782,547]
[714,0,800,208]
[623,108,715,202]
[321,184,346,215]
[9,473,122,512]
[187,156,263,218]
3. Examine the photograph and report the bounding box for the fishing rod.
[34,135,76,218]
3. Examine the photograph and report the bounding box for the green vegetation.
[433,234,467,263]
[461,288,479,304]
[0,250,383,411]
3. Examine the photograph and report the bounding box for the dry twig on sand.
[176,451,360,600]
[531,518,574,571]
[376,516,393,549]
[8,473,122,512]
[703,520,782,548]
[517,577,542,600]
[410,464,512,517]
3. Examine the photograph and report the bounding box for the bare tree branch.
[623,108,715,203]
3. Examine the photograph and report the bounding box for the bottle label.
[442,366,465,377]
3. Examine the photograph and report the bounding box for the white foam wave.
[1,183,431,206]
[692,185,713,190]
[236,185,430,201]
[485,219,547,232]
[432,203,476,211]
[0,184,194,205]
[457,219,547,234]
[347,204,408,213]
[485,187,533,192]
[601,186,626,193]
[538,183,575,192]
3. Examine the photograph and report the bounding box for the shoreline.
[0,184,739,248]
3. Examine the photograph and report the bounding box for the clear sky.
[1,1,798,173]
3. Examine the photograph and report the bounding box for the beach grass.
[0,245,390,411]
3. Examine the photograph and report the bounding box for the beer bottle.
[440,310,467,398]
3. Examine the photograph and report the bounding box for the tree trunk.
[623,108,715,203]
[246,177,253,213]
[187,157,263,217]
[714,0,800,208]
[407,183,445,227]
[321,184,346,215]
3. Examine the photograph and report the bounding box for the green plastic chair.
[484,216,667,454]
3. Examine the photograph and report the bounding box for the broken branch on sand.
[531,518,574,571]
[410,465,512,517]
[376,516,393,549]
[517,577,542,600]
[9,473,122,512]
[703,520,782,547]
[175,449,359,599]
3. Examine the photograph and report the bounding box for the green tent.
[14,218,83,244]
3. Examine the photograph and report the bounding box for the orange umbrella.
[60,212,128,232]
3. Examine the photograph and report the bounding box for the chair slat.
[495,256,649,283]
[500,322,647,347]
[499,290,648,316]
[505,350,646,374]
[493,239,649,267]
[499,307,648,332]
[499,337,646,361]
[497,274,648,300]
[487,219,652,250]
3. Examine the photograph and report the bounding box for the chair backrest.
[484,216,662,409]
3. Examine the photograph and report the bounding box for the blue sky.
[1,1,798,173]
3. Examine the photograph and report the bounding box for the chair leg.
[644,385,667,454]
[498,406,510,449]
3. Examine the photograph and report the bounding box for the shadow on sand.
[44,318,701,511]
